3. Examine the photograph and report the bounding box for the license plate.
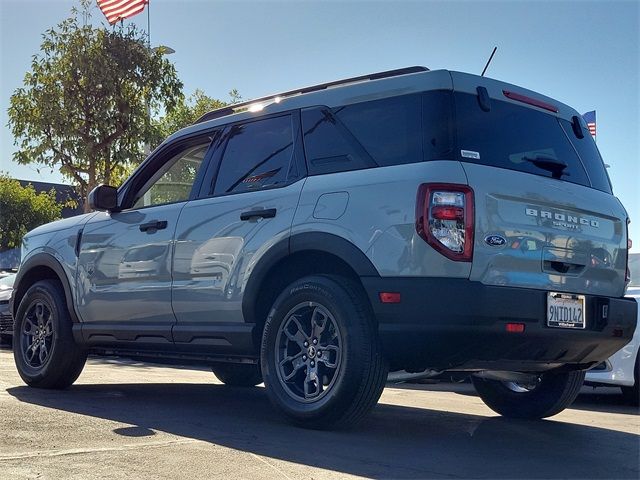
[547,292,586,329]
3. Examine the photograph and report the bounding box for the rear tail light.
[416,183,474,261]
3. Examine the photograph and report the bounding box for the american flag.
[582,110,596,139]
[97,0,148,25]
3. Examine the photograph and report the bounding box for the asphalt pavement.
[0,346,638,479]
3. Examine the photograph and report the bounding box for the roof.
[193,66,429,125]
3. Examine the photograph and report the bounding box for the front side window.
[212,115,295,195]
[132,142,210,209]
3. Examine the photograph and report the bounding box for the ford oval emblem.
[485,235,506,247]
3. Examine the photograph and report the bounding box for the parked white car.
[0,273,16,343]
[585,253,640,404]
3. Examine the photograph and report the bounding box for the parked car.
[10,66,637,429]
[585,253,640,404]
[0,273,16,343]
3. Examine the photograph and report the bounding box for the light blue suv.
[11,66,637,428]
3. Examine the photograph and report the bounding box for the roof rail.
[193,66,429,125]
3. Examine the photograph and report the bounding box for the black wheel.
[472,370,585,419]
[13,280,86,389]
[620,352,639,406]
[211,363,262,387]
[261,275,387,429]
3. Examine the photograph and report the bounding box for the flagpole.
[147,0,151,49]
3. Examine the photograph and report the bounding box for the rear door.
[450,74,628,298]
[171,112,306,353]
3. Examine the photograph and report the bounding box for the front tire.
[261,275,387,429]
[14,280,87,389]
[211,363,262,387]
[472,370,585,419]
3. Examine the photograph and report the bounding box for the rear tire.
[472,370,585,419]
[261,275,387,429]
[13,280,86,389]
[211,363,262,387]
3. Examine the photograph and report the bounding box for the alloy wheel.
[21,301,54,369]
[275,302,342,402]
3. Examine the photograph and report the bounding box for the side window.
[212,115,295,195]
[301,93,451,176]
[132,142,210,209]
[334,94,423,167]
[301,107,375,175]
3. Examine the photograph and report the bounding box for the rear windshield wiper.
[523,155,568,178]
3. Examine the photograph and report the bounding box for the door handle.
[139,220,168,232]
[240,208,277,221]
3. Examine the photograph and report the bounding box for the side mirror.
[88,185,119,211]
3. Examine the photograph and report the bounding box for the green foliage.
[7,0,183,209]
[0,175,63,251]
[154,89,242,142]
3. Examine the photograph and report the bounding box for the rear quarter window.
[301,92,453,175]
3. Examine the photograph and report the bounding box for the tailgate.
[464,163,627,297]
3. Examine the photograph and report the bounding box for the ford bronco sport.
[11,66,637,428]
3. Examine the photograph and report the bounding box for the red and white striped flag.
[582,110,596,139]
[97,0,148,25]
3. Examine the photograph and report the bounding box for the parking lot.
[0,346,638,479]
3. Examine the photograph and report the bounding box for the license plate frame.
[547,292,586,329]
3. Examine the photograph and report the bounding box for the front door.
[76,137,214,346]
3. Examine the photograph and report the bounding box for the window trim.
[195,110,307,200]
[117,130,220,211]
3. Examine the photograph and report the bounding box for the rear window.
[212,115,294,195]
[454,92,591,188]
[559,120,612,193]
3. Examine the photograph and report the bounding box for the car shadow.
[391,379,639,416]
[572,387,639,415]
[7,383,639,479]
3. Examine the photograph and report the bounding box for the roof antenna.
[481,46,498,77]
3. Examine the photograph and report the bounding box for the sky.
[1,0,638,247]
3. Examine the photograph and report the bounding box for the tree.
[154,89,242,142]
[8,0,183,211]
[0,175,63,252]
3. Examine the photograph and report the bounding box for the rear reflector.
[379,292,401,303]
[432,206,464,221]
[505,323,525,333]
[502,90,558,113]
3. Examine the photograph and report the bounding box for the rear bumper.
[361,277,638,372]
